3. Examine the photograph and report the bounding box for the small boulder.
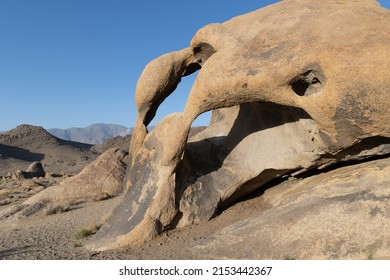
[12,170,25,180]
[26,161,45,178]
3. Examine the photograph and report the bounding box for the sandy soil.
[0,184,269,260]
[2,124,255,260]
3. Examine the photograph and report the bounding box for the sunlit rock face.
[88,0,390,251]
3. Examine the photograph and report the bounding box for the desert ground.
[1,125,390,260]
[0,171,269,260]
[0,124,267,260]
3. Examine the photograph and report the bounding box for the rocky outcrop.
[4,161,46,180]
[193,157,390,260]
[6,169,25,180]
[92,135,131,154]
[26,161,45,178]
[88,0,390,251]
[23,148,128,208]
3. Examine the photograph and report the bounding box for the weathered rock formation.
[23,148,128,209]
[25,161,46,178]
[193,156,390,259]
[5,161,46,180]
[88,0,390,251]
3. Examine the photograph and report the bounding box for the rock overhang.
[87,0,390,251]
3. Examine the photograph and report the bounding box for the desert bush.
[76,223,101,238]
[283,256,296,260]
[366,245,377,260]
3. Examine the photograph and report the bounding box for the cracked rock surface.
[88,0,390,251]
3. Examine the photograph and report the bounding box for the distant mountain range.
[48,123,133,144]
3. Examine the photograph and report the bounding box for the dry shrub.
[76,223,101,239]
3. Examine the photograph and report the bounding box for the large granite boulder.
[26,161,45,178]
[24,148,128,208]
[88,0,390,251]
[193,157,390,259]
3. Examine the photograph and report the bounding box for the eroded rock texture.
[193,157,390,259]
[24,148,128,208]
[88,0,390,250]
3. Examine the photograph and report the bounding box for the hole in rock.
[290,70,323,96]
[193,42,216,66]
[148,71,211,130]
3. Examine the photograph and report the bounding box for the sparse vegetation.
[283,256,296,260]
[74,215,109,240]
[76,223,101,239]
[73,243,82,248]
[21,243,33,249]
[366,245,377,260]
[76,228,95,238]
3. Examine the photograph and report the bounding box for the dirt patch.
[0,188,269,260]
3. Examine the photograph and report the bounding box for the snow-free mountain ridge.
[48,123,133,144]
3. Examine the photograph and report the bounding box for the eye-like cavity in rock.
[87,0,390,251]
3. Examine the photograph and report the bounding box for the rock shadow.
[0,245,35,259]
[0,144,45,162]
[178,102,312,185]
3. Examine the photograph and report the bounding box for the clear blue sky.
[1,0,389,131]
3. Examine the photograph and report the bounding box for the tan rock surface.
[193,157,390,259]
[90,0,390,250]
[23,148,128,208]
[2,157,390,260]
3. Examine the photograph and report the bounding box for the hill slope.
[0,125,99,175]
